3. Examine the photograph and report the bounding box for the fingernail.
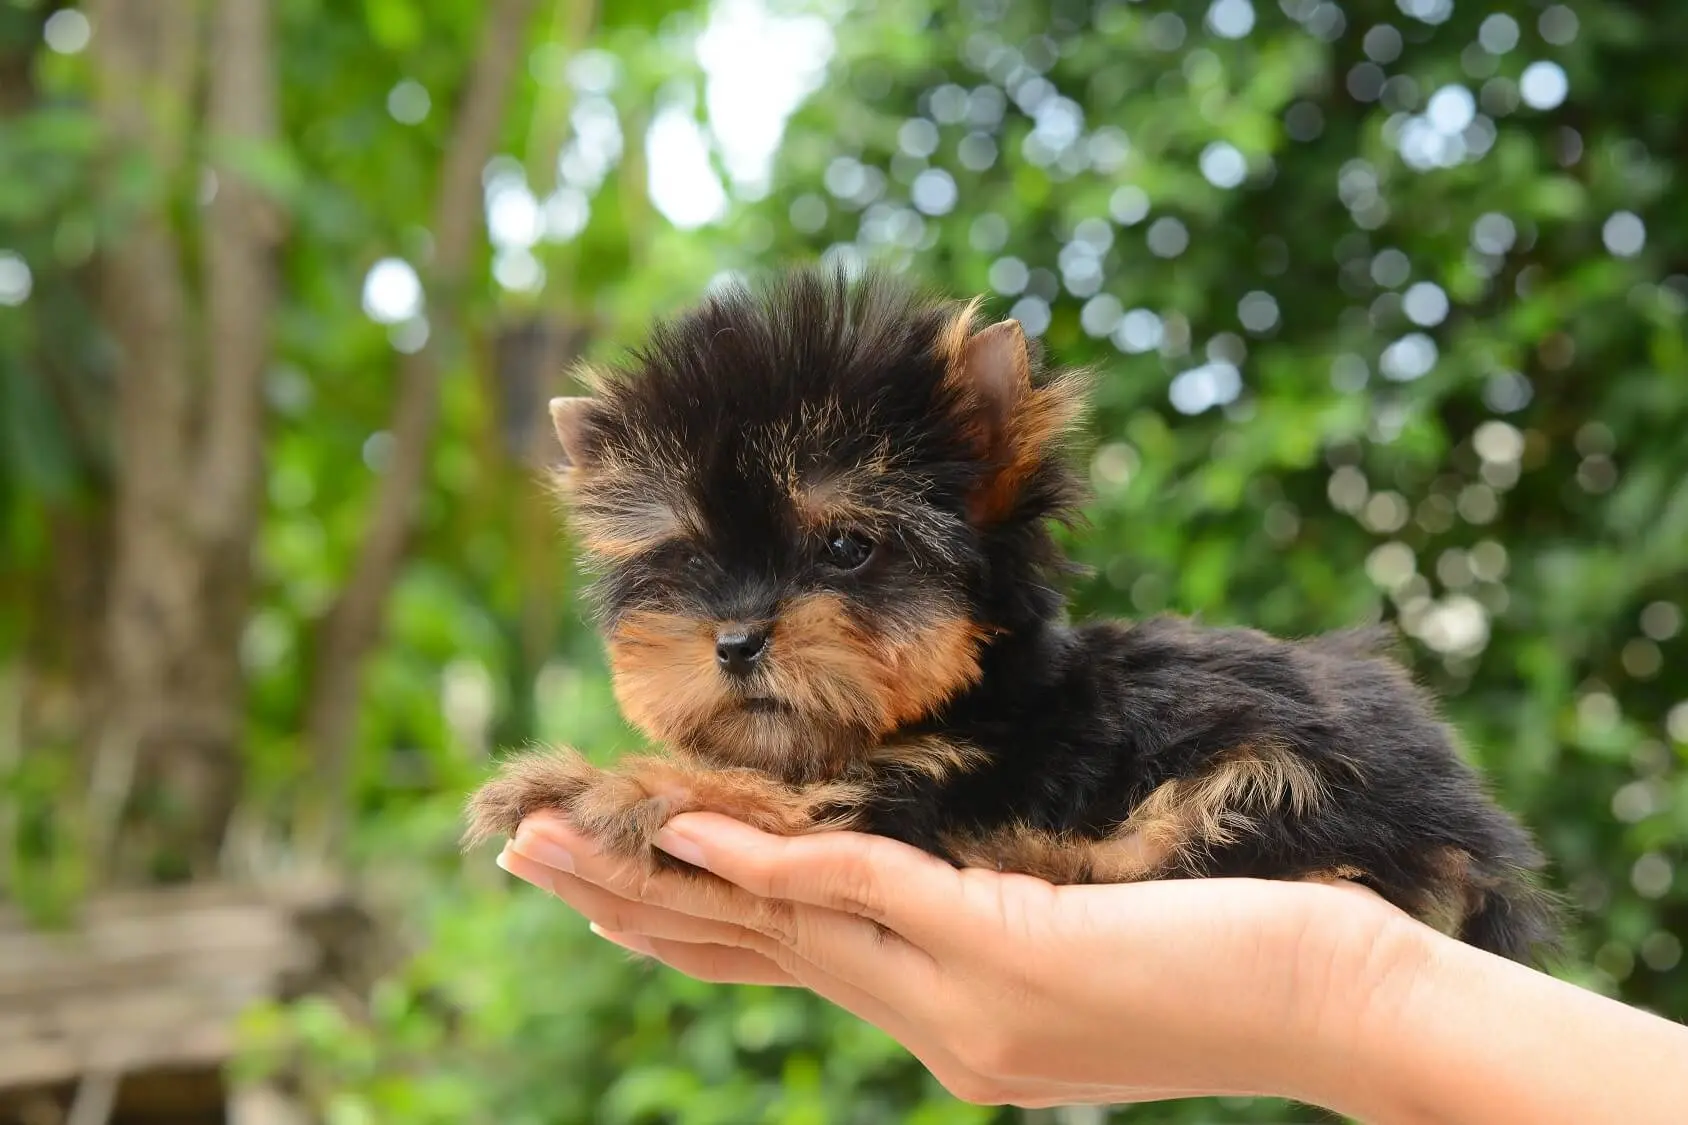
[495,844,563,897]
[511,830,576,875]
[590,922,657,957]
[655,827,708,869]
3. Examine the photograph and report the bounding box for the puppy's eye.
[654,543,707,572]
[819,529,875,572]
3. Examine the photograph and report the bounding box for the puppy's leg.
[464,747,867,872]
[941,822,1165,884]
[945,740,1334,885]
[1112,739,1332,878]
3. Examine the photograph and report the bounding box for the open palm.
[498,811,1417,1108]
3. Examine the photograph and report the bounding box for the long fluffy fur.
[466,266,1562,966]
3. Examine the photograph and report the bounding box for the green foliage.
[2,0,1686,1122]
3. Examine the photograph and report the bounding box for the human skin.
[495,811,1688,1123]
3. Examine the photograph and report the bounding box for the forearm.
[1323,927,1688,1125]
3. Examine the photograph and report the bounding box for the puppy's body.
[467,268,1559,964]
[858,617,1551,959]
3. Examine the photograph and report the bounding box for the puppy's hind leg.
[1112,740,1333,880]
[942,741,1336,886]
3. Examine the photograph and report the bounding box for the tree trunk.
[296,0,540,860]
[81,0,282,879]
[84,0,210,877]
[187,0,284,872]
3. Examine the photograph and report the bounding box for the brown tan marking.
[878,615,992,727]
[790,471,886,535]
[786,427,904,534]
[934,295,987,372]
[971,368,1091,525]
[463,745,866,865]
[1118,740,1329,875]
[942,741,1331,886]
[1304,864,1369,883]
[773,592,988,732]
[601,594,988,780]
[867,735,990,783]
[1415,846,1482,936]
[605,611,729,744]
[543,392,701,561]
[548,395,599,468]
[943,822,1165,884]
[567,491,688,560]
[941,313,1019,476]
[761,593,902,734]
[691,710,858,782]
[547,443,699,564]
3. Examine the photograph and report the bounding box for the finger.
[597,931,923,1048]
[499,845,762,950]
[514,814,948,1001]
[1022,1082,1252,1102]
[654,813,970,948]
[514,814,776,924]
[610,865,947,1007]
[592,929,799,987]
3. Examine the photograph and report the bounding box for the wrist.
[1272,903,1450,1124]
[1318,925,1688,1125]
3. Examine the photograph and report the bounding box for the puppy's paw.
[464,747,869,874]
[562,757,872,873]
[463,747,693,873]
[462,745,605,851]
[558,758,698,871]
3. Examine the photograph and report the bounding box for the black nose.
[715,626,770,677]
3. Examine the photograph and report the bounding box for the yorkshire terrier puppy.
[466,268,1560,964]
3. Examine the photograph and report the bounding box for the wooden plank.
[228,1083,313,1125]
[0,1014,234,1089]
[0,879,347,1093]
[0,929,313,1005]
[0,876,342,931]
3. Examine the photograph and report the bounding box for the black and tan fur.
[465,267,1561,964]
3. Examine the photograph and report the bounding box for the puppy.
[465,267,1560,964]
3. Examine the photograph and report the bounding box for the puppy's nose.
[715,626,770,677]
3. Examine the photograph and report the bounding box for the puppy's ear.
[942,312,1087,524]
[548,396,599,468]
[958,319,1032,438]
[940,312,1029,463]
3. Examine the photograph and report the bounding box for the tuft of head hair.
[547,265,1092,570]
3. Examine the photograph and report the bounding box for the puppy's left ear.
[548,396,599,469]
[944,313,1086,524]
[957,318,1032,437]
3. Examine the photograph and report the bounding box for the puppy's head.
[549,268,1088,780]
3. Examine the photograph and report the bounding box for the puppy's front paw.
[556,758,697,871]
[463,746,609,850]
[464,747,686,870]
[464,748,869,872]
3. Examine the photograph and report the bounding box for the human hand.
[496,812,1430,1111]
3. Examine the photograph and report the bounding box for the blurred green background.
[1,0,1685,1121]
